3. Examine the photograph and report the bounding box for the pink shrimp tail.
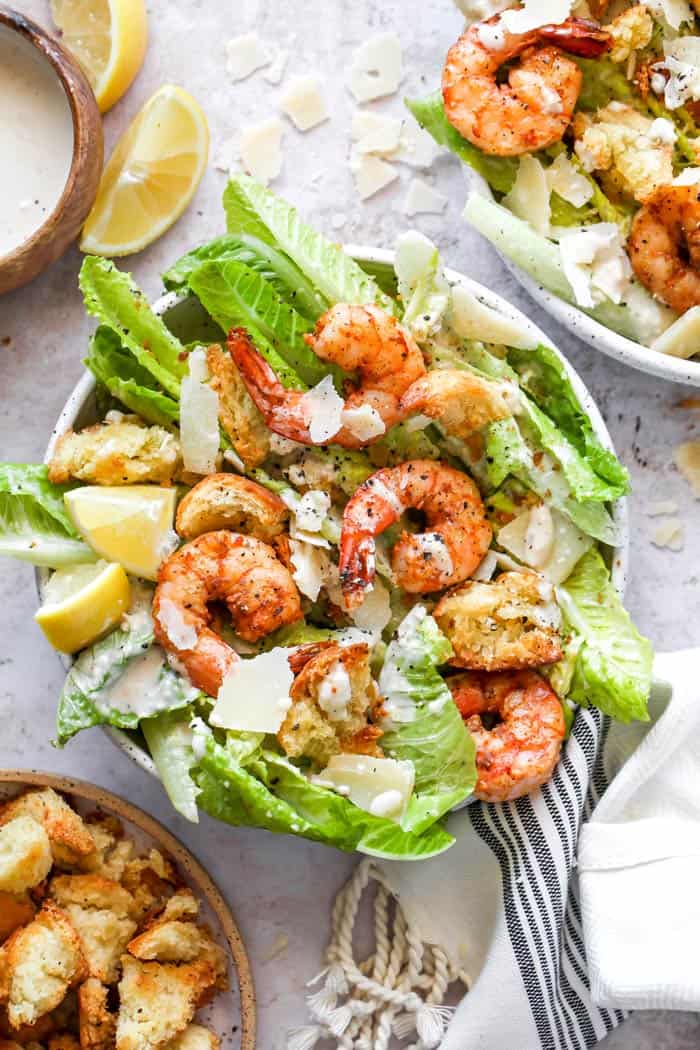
[227,327,285,414]
[338,534,375,611]
[537,17,611,57]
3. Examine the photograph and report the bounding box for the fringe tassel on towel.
[287,858,470,1050]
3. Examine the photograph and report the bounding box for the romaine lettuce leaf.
[560,549,653,723]
[223,176,396,313]
[163,233,327,320]
[142,709,200,823]
[188,260,329,387]
[86,327,180,428]
[0,465,96,567]
[394,231,450,341]
[80,257,188,399]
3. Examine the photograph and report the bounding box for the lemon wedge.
[50,0,148,113]
[36,560,131,653]
[64,486,177,581]
[80,85,209,257]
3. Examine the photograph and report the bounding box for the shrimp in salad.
[399,368,516,439]
[228,303,426,448]
[627,183,700,313]
[153,530,302,697]
[449,670,565,803]
[442,15,610,156]
[339,460,492,609]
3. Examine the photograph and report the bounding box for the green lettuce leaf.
[575,57,634,111]
[79,257,188,399]
[223,176,396,312]
[560,549,653,723]
[142,709,200,823]
[188,259,330,387]
[0,465,96,567]
[86,327,180,428]
[162,233,326,320]
[394,231,450,341]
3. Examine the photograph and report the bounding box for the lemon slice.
[65,486,177,581]
[50,0,148,113]
[36,561,131,653]
[80,85,209,257]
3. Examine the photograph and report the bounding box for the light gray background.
[1,1,699,1047]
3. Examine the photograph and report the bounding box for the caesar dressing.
[96,647,184,718]
[0,26,74,257]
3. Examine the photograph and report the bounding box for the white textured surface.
[1,1,699,1046]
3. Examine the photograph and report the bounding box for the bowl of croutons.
[0,771,256,1050]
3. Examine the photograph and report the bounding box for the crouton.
[160,891,198,923]
[0,895,35,944]
[175,474,288,542]
[0,1005,56,1044]
[278,643,383,767]
[115,956,216,1050]
[0,817,52,896]
[78,979,116,1050]
[573,103,673,203]
[127,916,226,982]
[0,1040,23,1050]
[0,792,96,870]
[48,420,182,487]
[48,1036,80,1050]
[206,343,270,469]
[120,853,178,922]
[49,877,136,985]
[434,571,563,671]
[604,4,653,63]
[164,1025,221,1050]
[0,902,87,1029]
[81,818,133,883]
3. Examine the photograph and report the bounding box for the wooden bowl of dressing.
[0,5,103,295]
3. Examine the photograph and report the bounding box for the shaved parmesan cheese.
[281,76,329,131]
[212,648,294,733]
[651,519,685,550]
[295,489,332,532]
[263,47,288,84]
[351,111,402,155]
[348,33,402,103]
[503,155,550,236]
[240,118,284,185]
[497,505,593,583]
[645,499,679,516]
[557,224,632,308]
[180,348,219,475]
[674,167,700,185]
[454,0,512,22]
[648,117,677,145]
[449,283,538,350]
[651,306,700,359]
[401,178,447,216]
[289,539,329,600]
[472,549,498,581]
[675,440,700,496]
[156,598,198,651]
[311,754,414,822]
[342,403,386,441]
[501,0,572,34]
[546,153,593,208]
[648,0,693,31]
[350,151,399,201]
[225,33,271,81]
[391,122,439,169]
[223,448,245,472]
[350,579,392,638]
[300,375,344,443]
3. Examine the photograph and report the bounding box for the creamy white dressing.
[97,648,181,718]
[0,27,74,257]
[414,532,454,578]
[317,661,353,721]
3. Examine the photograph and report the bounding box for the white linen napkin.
[293,650,697,1050]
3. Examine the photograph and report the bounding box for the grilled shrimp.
[175,473,289,541]
[442,15,610,156]
[153,530,302,696]
[339,460,492,609]
[627,184,700,313]
[228,303,426,448]
[399,369,515,439]
[449,670,565,802]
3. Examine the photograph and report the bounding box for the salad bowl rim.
[38,244,630,784]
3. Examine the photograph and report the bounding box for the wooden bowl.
[0,5,103,295]
[0,769,257,1048]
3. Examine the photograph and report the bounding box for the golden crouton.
[0,818,52,896]
[164,1025,221,1050]
[278,643,383,767]
[206,343,270,469]
[434,571,563,672]
[604,4,653,63]
[0,791,96,871]
[175,473,288,541]
[49,877,137,985]
[78,978,116,1050]
[115,956,216,1050]
[160,891,199,922]
[48,1036,80,1050]
[573,104,673,203]
[0,1040,23,1049]
[0,1005,56,1044]
[83,819,133,884]
[127,918,227,982]
[0,902,87,1029]
[48,419,182,486]
[120,852,178,922]
[0,895,35,944]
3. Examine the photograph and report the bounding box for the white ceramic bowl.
[39,247,629,787]
[467,173,700,387]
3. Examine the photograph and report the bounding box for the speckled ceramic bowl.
[467,173,700,387]
[0,770,256,1049]
[38,247,629,805]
